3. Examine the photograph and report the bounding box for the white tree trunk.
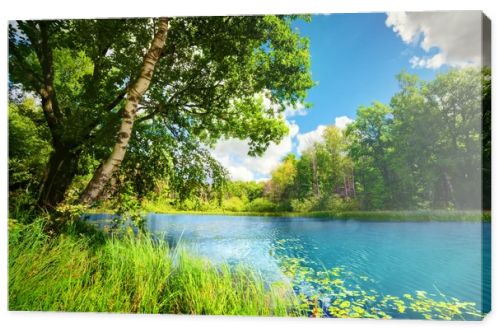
[80,17,169,204]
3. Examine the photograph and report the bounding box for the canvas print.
[8,11,491,320]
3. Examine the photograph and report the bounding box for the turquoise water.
[87,213,491,319]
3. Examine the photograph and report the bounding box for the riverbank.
[8,218,297,315]
[9,213,487,319]
[90,206,490,222]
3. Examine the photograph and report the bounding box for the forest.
[9,65,491,217]
[255,68,491,213]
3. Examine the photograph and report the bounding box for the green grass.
[127,205,490,222]
[8,212,487,319]
[87,196,490,222]
[8,218,297,315]
[292,210,490,222]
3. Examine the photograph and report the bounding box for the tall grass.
[9,219,297,315]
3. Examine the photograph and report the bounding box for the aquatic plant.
[271,238,485,320]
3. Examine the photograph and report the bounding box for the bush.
[291,195,359,213]
[222,196,245,212]
[64,174,93,204]
[141,198,175,213]
[319,195,360,211]
[244,198,277,212]
[8,189,38,221]
[291,197,319,212]
[177,198,198,211]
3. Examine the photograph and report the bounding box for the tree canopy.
[9,16,314,208]
[8,17,489,214]
[262,67,489,212]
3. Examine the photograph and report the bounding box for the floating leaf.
[340,300,351,308]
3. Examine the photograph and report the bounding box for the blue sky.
[291,13,438,134]
[211,12,483,181]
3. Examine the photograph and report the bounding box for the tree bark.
[443,171,457,208]
[351,168,356,198]
[312,153,320,197]
[80,17,169,204]
[38,147,81,209]
[32,21,77,209]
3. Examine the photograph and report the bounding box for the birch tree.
[9,16,314,209]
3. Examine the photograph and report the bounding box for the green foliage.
[290,195,358,213]
[244,198,278,212]
[8,190,39,220]
[266,154,297,203]
[9,219,297,315]
[225,180,264,202]
[317,194,359,211]
[346,102,393,209]
[52,48,94,111]
[111,182,146,230]
[8,98,52,217]
[63,174,94,204]
[347,68,487,210]
[9,16,314,208]
[141,197,176,213]
[291,197,319,212]
[121,121,229,203]
[222,196,246,212]
[266,125,355,212]
[8,99,51,190]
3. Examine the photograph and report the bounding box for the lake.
[86,213,491,319]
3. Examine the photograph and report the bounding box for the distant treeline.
[9,68,490,214]
[260,68,491,212]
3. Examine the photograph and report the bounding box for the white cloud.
[211,121,299,181]
[225,164,255,182]
[254,176,270,183]
[284,102,308,118]
[386,11,482,69]
[409,53,447,69]
[210,91,309,181]
[335,116,354,130]
[297,125,326,154]
[296,116,352,154]
[211,89,353,180]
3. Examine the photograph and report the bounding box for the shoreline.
[87,208,491,222]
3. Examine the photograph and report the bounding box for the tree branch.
[105,89,126,112]
[22,21,64,146]
[8,45,44,88]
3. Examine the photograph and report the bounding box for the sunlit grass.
[129,203,490,222]
[9,215,487,319]
[8,219,296,315]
